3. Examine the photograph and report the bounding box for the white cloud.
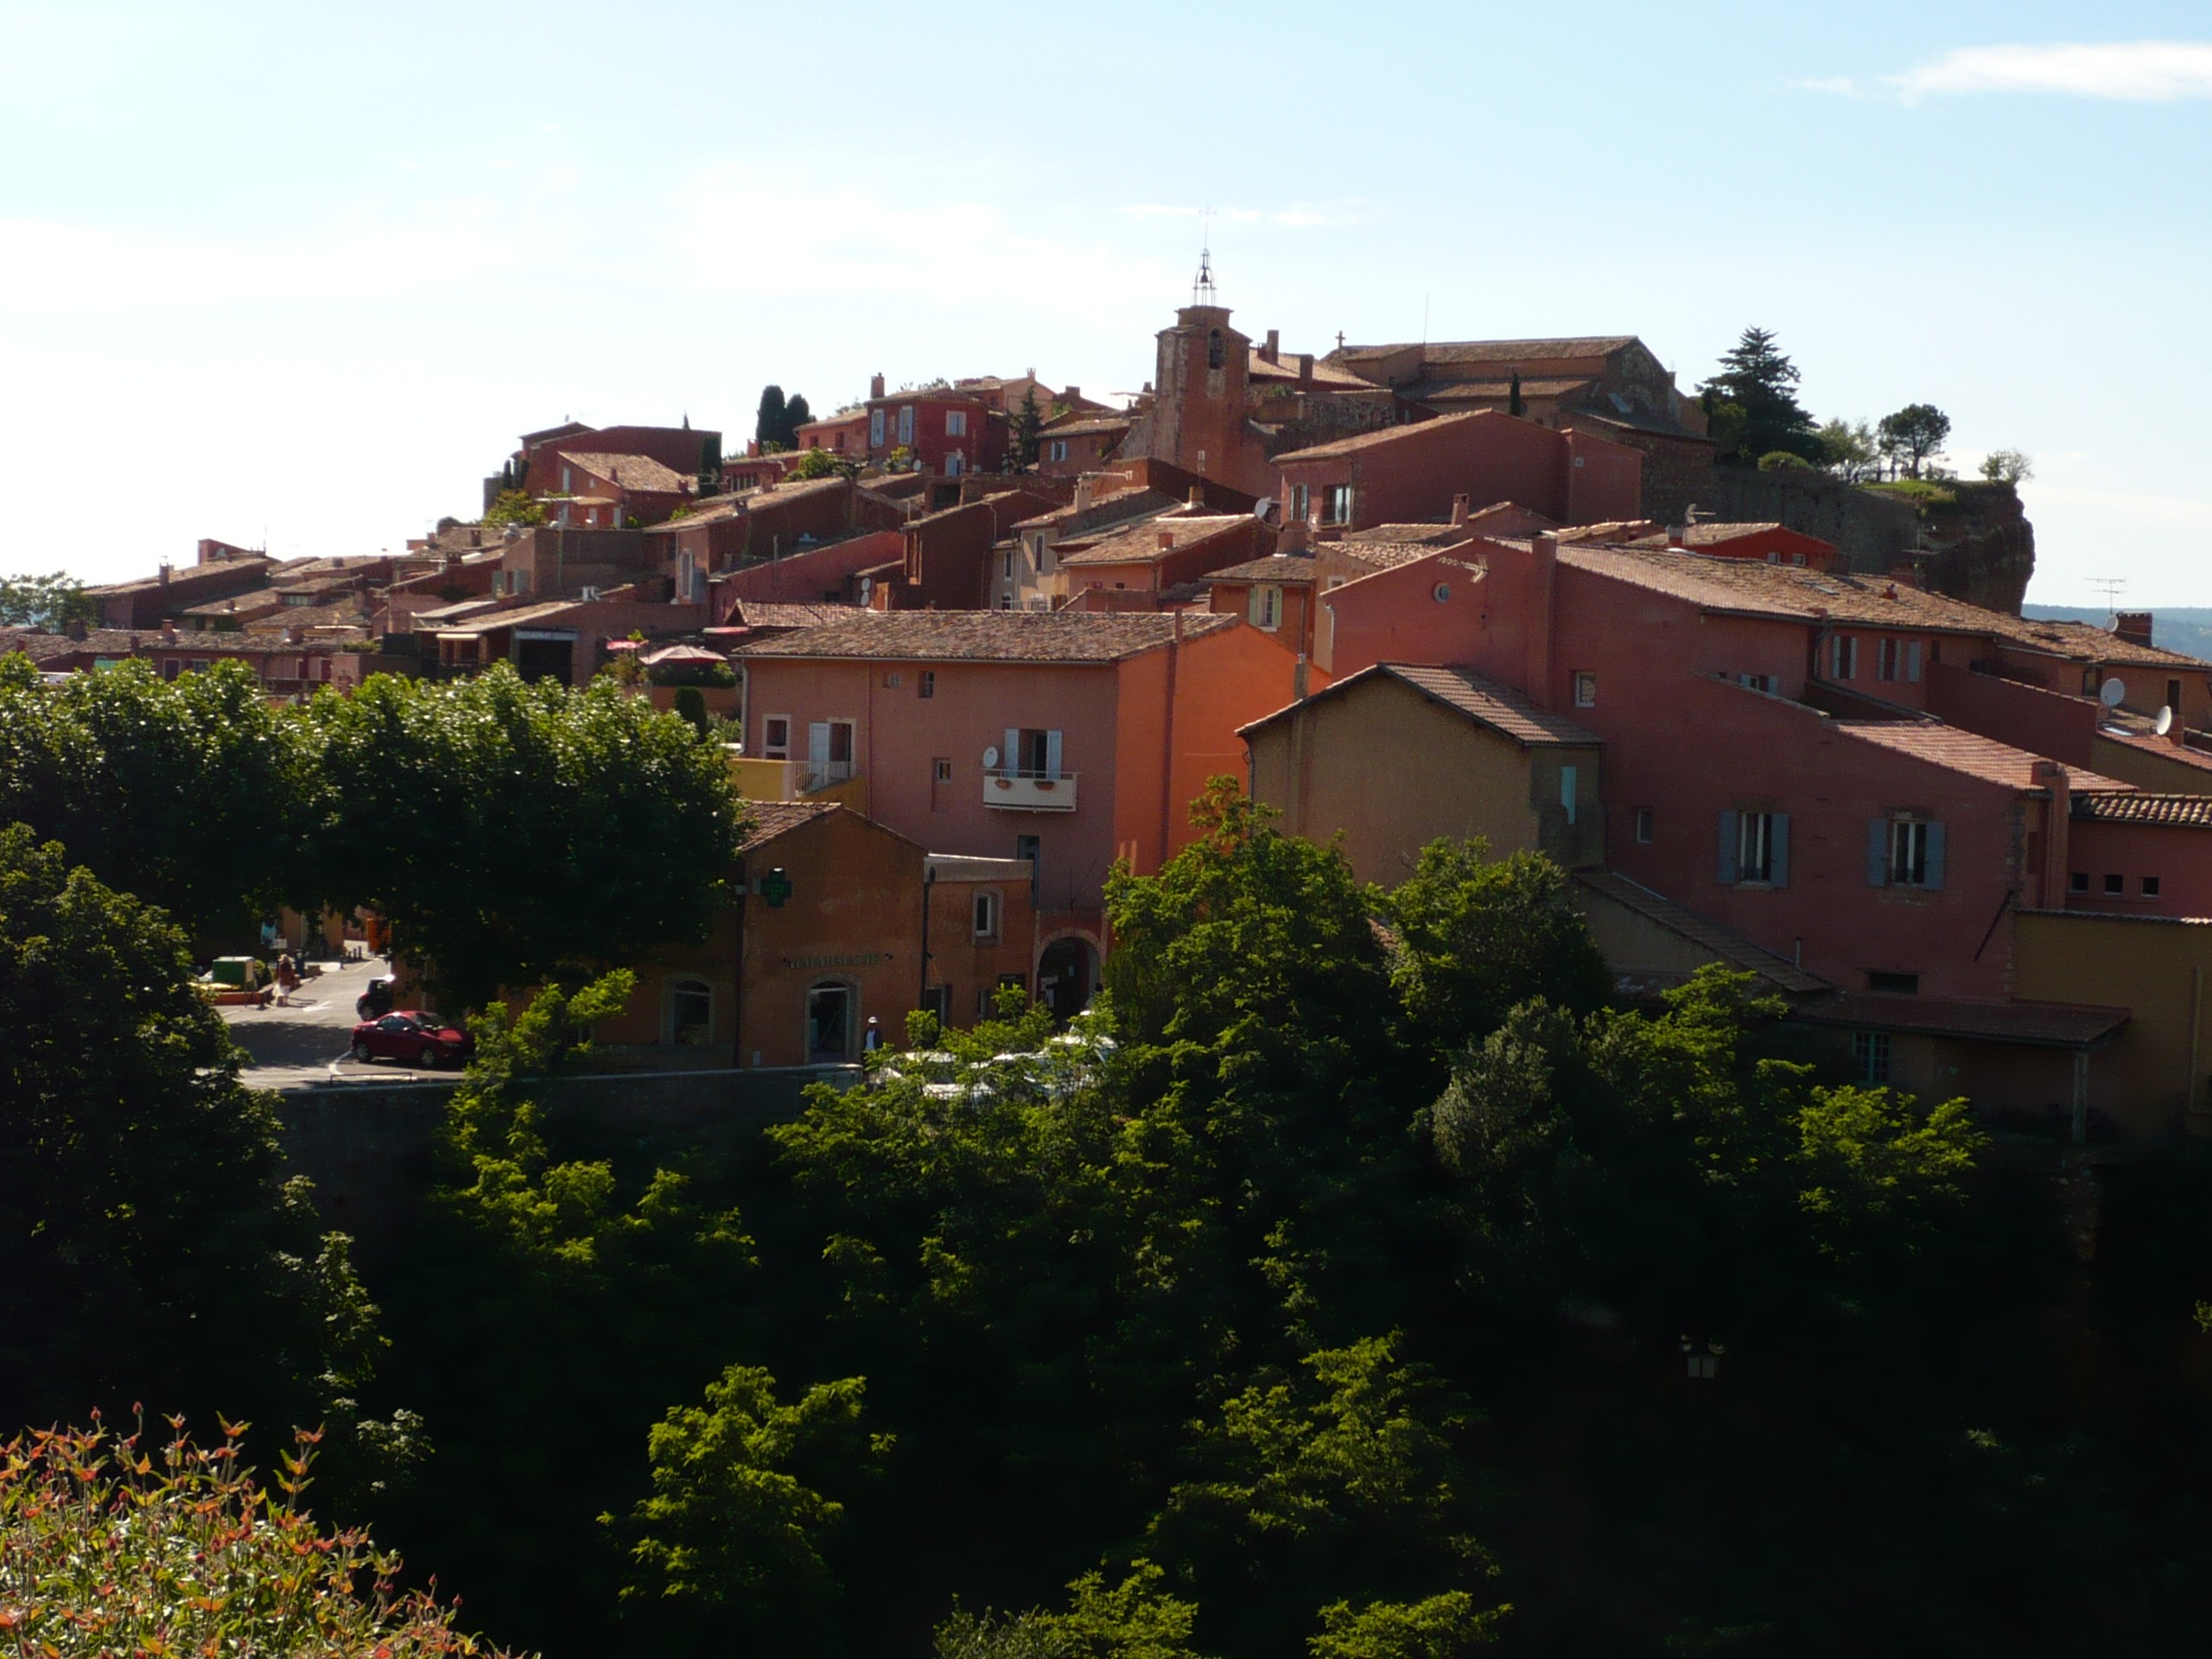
[1888,41,2212,102]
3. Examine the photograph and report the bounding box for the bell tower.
[1147,248,1252,486]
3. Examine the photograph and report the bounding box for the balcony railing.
[984,768,1078,811]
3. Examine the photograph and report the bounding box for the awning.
[1790,992,2130,1049]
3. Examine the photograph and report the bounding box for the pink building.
[734,610,1302,991]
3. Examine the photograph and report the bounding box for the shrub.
[1864,479,1958,512]
[1757,449,1815,471]
[0,1414,523,1656]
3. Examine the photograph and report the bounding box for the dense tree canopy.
[307,664,744,1010]
[0,569,92,631]
[1878,403,1953,478]
[1700,327,1821,464]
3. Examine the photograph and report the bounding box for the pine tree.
[1698,327,1820,463]
[1010,385,1043,469]
[783,393,812,444]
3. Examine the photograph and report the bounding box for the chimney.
[2032,760,2072,909]
[1297,353,1313,391]
[1525,534,1560,708]
[1262,328,1280,365]
[158,563,171,586]
[2114,610,2154,648]
[1188,486,1205,508]
[1064,385,1079,403]
[161,622,177,645]
[1073,475,1096,512]
[1279,520,1309,556]
[870,372,887,401]
[64,615,86,641]
[1667,523,1688,549]
[1158,529,1176,550]
[1450,493,1471,528]
[1294,652,1309,700]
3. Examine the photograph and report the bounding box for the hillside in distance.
[2024,605,2212,664]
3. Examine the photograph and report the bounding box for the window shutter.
[1924,822,1946,890]
[1867,820,1890,887]
[1003,728,1020,777]
[1046,729,1064,779]
[1770,813,1790,887]
[1718,810,1739,885]
[1906,640,1923,683]
[808,722,831,765]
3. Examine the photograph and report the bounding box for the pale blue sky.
[3,3,2207,605]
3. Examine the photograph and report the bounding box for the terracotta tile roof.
[2096,728,2212,773]
[738,799,840,854]
[1346,523,1487,548]
[1240,662,1599,750]
[1011,487,1173,535]
[1058,514,1249,569]
[1834,721,2135,793]
[87,556,277,597]
[1557,519,1665,543]
[1397,375,1598,403]
[427,599,587,633]
[732,600,882,629]
[0,627,353,659]
[1789,991,2129,1048]
[1206,555,1318,584]
[1271,410,1482,465]
[1556,543,2206,668]
[558,451,693,493]
[1574,870,1831,995]
[1038,415,1132,438]
[1330,336,1637,370]
[734,609,1236,664]
[2072,793,2212,828]
[1245,354,1374,389]
[1335,541,1450,571]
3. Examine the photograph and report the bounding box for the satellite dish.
[982,746,1000,769]
[2158,705,2175,735]
[2101,678,2126,709]
[1254,496,1274,522]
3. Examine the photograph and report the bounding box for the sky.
[2,2,2208,607]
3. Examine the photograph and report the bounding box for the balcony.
[984,768,1078,811]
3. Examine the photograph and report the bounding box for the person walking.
[275,952,300,1007]
[862,1014,882,1053]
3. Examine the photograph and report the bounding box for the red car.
[349,1011,474,1069]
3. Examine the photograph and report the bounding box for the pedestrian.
[276,952,299,1007]
[862,1014,882,1052]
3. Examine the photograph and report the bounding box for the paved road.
[219,955,453,1091]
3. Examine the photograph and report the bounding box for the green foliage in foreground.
[0,1416,521,1656]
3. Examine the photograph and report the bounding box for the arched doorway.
[805,981,854,1063]
[1036,938,1098,1022]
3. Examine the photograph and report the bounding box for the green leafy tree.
[672,683,710,738]
[1980,448,2034,484]
[1699,327,1820,464]
[785,391,814,438]
[1878,404,1952,480]
[1308,1592,1501,1659]
[306,664,745,1011]
[0,826,378,1430]
[1817,416,1879,482]
[0,1417,522,1658]
[613,1363,887,1656]
[1011,386,1044,469]
[792,446,860,481]
[937,1562,1210,1659]
[483,488,546,528]
[0,570,92,632]
[0,654,319,939]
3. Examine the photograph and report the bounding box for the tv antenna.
[2088,576,2126,620]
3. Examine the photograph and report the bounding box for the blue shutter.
[1924,822,1946,890]
[1770,813,1790,888]
[1718,810,1739,885]
[1004,728,1020,777]
[1867,820,1890,887]
[1046,729,1064,780]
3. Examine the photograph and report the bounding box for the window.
[884,671,902,690]
[162,659,181,681]
[2104,873,2125,894]
[1207,328,1225,370]
[1573,671,1597,708]
[1890,819,1932,885]
[761,715,791,760]
[897,405,914,446]
[1249,584,1282,630]
[870,408,886,448]
[1290,482,1310,523]
[2144,875,2163,897]
[1015,833,1041,893]
[805,982,853,1063]
[806,719,855,785]
[1719,810,1789,886]
[666,977,713,1046]
[934,757,953,783]
[1735,671,1775,693]
[1006,728,1063,778]
[1321,484,1353,525]
[946,410,968,437]
[2082,668,2102,696]
[189,658,210,673]
[1875,638,1923,683]
[1852,1031,1892,1084]
[1829,634,1857,680]
[919,671,935,700]
[2170,679,2184,718]
[1867,817,1944,889]
[972,890,1001,942]
[1560,765,1579,827]
[1867,971,1920,995]
[1634,806,1654,844]
[1048,439,1068,462]
[2070,871,2089,893]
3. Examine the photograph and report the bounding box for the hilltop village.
[10,279,2208,1146]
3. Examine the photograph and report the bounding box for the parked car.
[356,977,396,1020]
[349,1011,474,1069]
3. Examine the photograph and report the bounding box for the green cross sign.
[759,868,793,909]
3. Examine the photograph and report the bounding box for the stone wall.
[1700,465,1921,574]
